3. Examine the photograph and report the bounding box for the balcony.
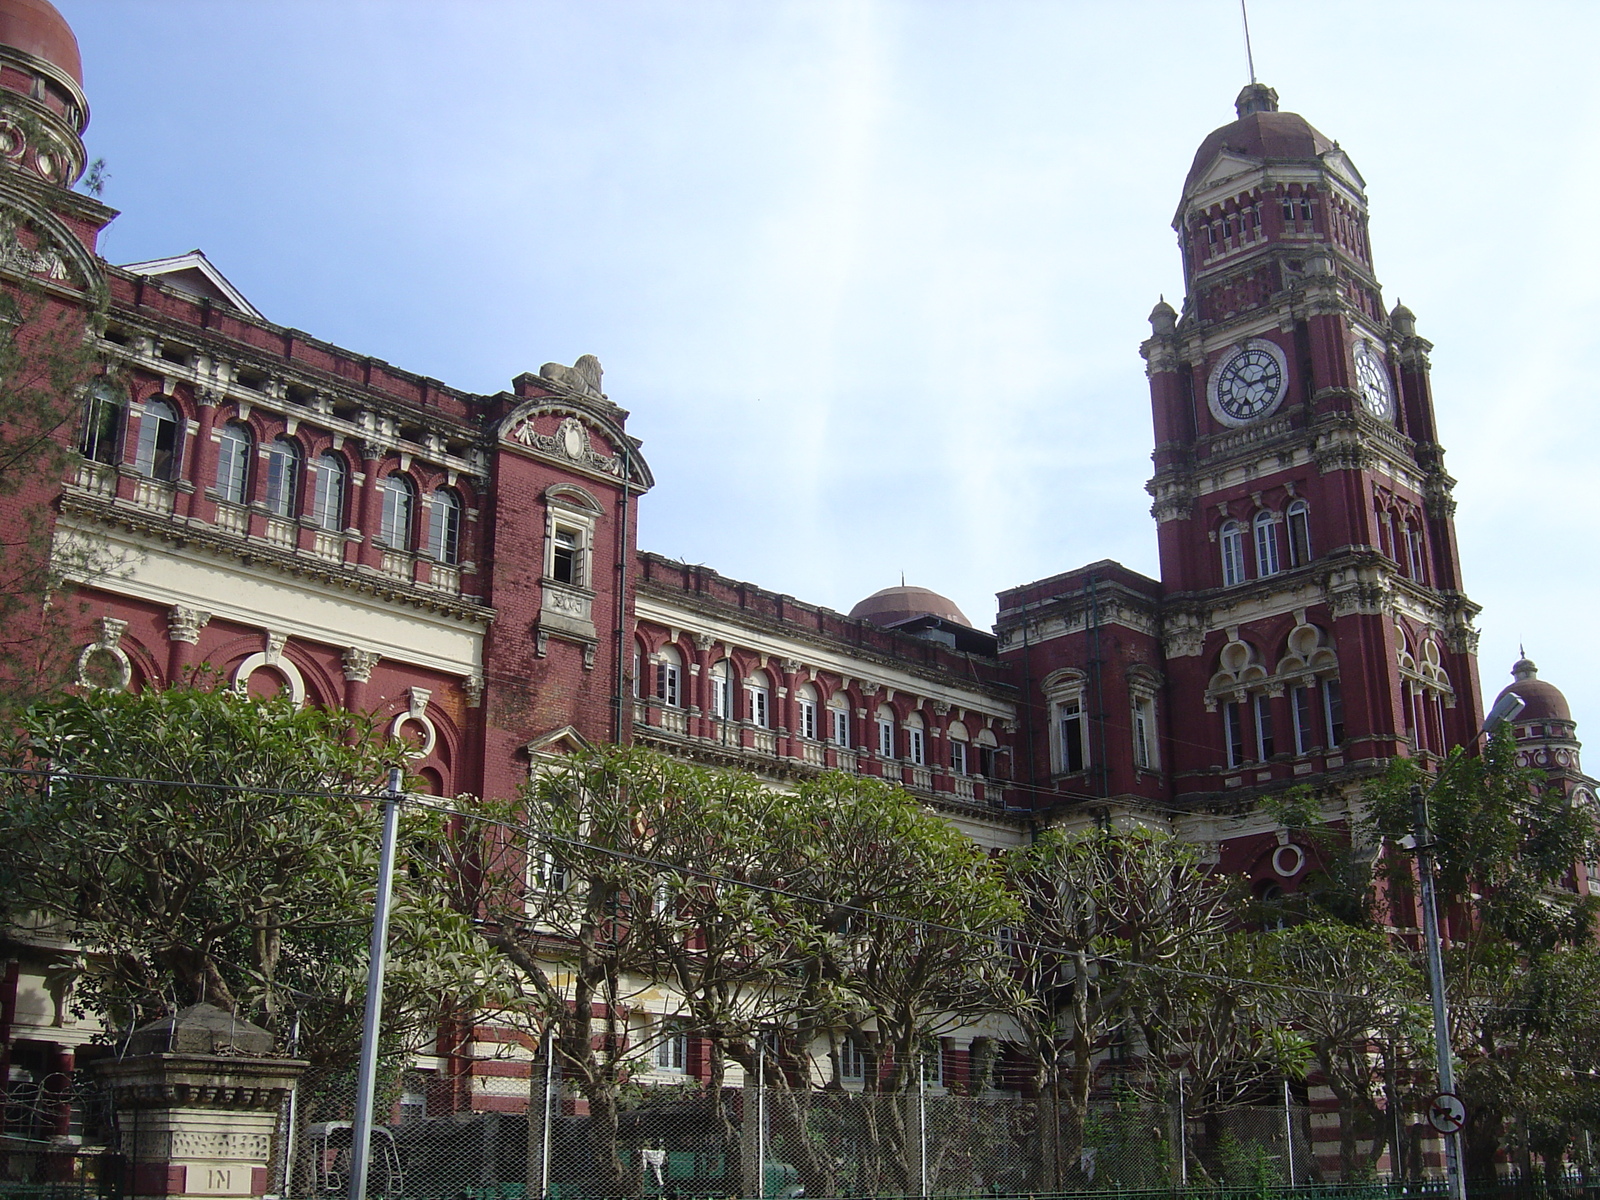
[132,478,176,514]
[263,515,296,549]
[908,766,933,791]
[380,549,414,582]
[310,529,345,563]
[74,460,114,498]
[750,729,776,756]
[424,562,461,595]
[798,740,826,766]
[951,774,976,802]
[213,502,248,535]
[656,706,688,735]
[834,747,859,772]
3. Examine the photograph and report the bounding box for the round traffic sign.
[1428,1093,1467,1134]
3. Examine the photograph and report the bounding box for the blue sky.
[59,0,1600,730]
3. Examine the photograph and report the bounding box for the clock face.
[1353,340,1394,420]
[1207,339,1288,427]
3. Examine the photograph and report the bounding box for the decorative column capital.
[342,646,380,683]
[167,606,210,645]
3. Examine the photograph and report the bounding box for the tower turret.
[0,0,88,188]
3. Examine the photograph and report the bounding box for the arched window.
[1220,520,1246,586]
[1286,499,1312,567]
[948,720,970,775]
[827,692,851,747]
[264,437,300,516]
[1404,522,1426,582]
[427,488,462,563]
[876,705,896,758]
[215,422,252,503]
[1254,510,1281,578]
[79,381,124,465]
[380,473,415,549]
[655,645,682,707]
[134,397,180,480]
[710,659,733,719]
[311,452,347,531]
[904,711,926,766]
[795,683,819,740]
[746,669,771,728]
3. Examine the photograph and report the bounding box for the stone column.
[183,389,220,521]
[777,659,800,759]
[166,606,211,685]
[89,1004,307,1200]
[355,442,386,570]
[690,634,714,738]
[343,647,380,713]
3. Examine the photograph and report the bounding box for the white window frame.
[797,696,817,740]
[1286,499,1311,566]
[1323,678,1344,746]
[1254,510,1281,578]
[906,726,925,766]
[656,657,681,708]
[877,716,895,758]
[710,660,732,718]
[1220,520,1246,586]
[1254,693,1275,760]
[1225,701,1247,767]
[1132,695,1157,771]
[839,1037,867,1085]
[1292,685,1315,755]
[1057,695,1087,774]
[747,683,770,728]
[949,739,967,775]
[654,1018,688,1074]
[311,452,346,531]
[829,706,850,747]
[216,422,252,505]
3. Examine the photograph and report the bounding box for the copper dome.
[849,585,971,630]
[0,0,81,85]
[1183,85,1335,197]
[1497,658,1572,723]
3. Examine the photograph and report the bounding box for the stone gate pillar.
[90,1004,308,1200]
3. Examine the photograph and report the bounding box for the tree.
[0,260,114,714]
[0,683,496,1073]
[1365,732,1600,1177]
[1006,825,1234,1189]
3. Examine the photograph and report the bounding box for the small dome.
[849,584,971,629]
[0,0,80,85]
[1183,86,1336,197]
[1497,657,1572,723]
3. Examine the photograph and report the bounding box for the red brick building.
[0,0,1591,1152]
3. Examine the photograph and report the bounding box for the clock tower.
[1141,83,1482,799]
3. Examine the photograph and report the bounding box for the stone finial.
[1148,297,1177,335]
[1235,82,1279,118]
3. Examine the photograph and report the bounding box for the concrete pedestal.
[89,1004,307,1200]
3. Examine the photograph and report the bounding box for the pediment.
[525,724,593,759]
[1319,148,1366,190]
[498,401,654,489]
[1192,150,1261,193]
[118,250,263,320]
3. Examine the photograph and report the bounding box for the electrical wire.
[0,759,1564,1014]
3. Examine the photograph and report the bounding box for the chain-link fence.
[265,1069,1339,1200]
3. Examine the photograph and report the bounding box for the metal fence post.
[1283,1078,1296,1187]
[918,1054,928,1200]
[756,1045,766,1200]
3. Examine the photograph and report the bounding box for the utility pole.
[348,767,404,1200]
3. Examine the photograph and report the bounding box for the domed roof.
[1183,84,1335,197]
[1496,657,1572,723]
[849,584,971,629]
[0,0,81,85]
